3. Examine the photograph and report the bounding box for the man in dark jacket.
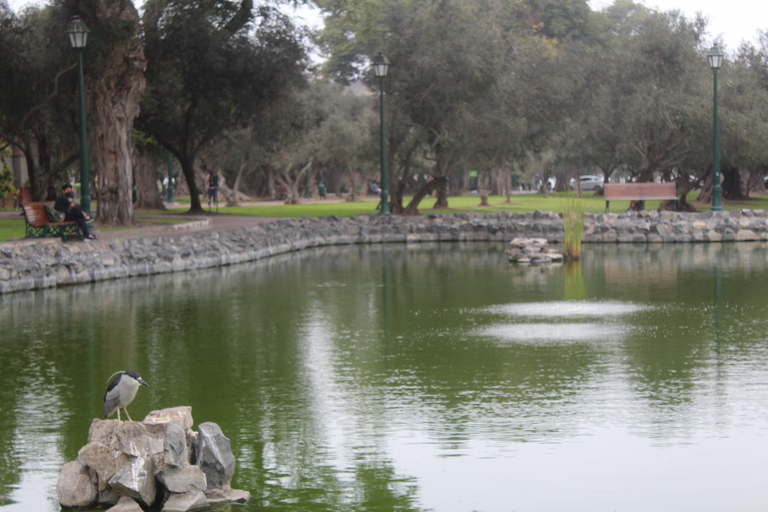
[54,184,95,240]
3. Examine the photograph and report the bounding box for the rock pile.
[505,237,563,264]
[56,406,248,511]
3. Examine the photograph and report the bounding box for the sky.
[6,0,766,53]
[591,0,767,51]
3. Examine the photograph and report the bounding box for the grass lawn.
[0,218,24,242]
[3,191,768,243]
[161,191,768,217]
[0,216,190,242]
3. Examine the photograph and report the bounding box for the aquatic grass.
[561,196,586,260]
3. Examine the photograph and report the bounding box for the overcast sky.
[8,0,765,53]
[592,0,766,51]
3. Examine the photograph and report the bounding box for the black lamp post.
[708,43,724,211]
[67,16,91,217]
[373,53,390,215]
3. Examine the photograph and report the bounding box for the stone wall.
[2,209,767,294]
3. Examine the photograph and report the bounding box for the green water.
[2,242,768,512]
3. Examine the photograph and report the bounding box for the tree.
[137,0,307,213]
[0,3,79,200]
[68,0,147,225]
[573,6,711,209]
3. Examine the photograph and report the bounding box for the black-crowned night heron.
[103,371,149,421]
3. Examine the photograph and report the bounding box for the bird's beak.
[138,378,149,388]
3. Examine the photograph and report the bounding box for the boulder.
[162,491,209,512]
[144,406,194,431]
[56,460,97,508]
[206,487,251,505]
[106,496,144,512]
[194,422,236,490]
[157,465,207,493]
[163,420,189,468]
[77,442,126,491]
[108,456,156,507]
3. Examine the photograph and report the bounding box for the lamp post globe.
[373,53,390,215]
[67,16,91,217]
[708,43,724,211]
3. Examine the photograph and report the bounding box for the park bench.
[274,185,288,200]
[603,182,678,213]
[22,202,82,241]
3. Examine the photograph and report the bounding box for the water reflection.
[1,242,768,511]
[478,322,628,343]
[484,300,649,318]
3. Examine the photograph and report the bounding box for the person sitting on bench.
[55,184,95,240]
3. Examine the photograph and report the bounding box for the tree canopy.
[3,0,768,215]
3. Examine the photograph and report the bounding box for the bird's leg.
[123,408,133,422]
[116,409,121,422]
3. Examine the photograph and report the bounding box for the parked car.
[570,175,604,192]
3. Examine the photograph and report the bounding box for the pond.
[1,242,768,512]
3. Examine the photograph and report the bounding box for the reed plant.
[561,196,586,260]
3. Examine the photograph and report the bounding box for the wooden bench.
[274,185,288,200]
[603,182,678,213]
[22,202,82,241]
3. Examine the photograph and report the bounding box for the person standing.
[205,170,218,208]
[54,184,95,240]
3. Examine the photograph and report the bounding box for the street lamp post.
[67,16,91,217]
[708,43,724,211]
[373,53,390,215]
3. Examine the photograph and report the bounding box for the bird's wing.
[103,374,123,418]
[103,392,121,418]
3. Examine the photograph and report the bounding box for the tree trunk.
[721,165,747,200]
[227,161,247,206]
[266,165,276,199]
[697,171,713,205]
[179,155,204,213]
[74,0,147,226]
[21,139,41,200]
[434,181,449,208]
[133,149,165,210]
[404,176,448,215]
[345,163,357,202]
[277,161,311,205]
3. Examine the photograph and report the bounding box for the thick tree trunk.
[721,165,747,200]
[434,180,449,208]
[133,149,165,210]
[74,0,146,226]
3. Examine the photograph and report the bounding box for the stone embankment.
[2,209,768,294]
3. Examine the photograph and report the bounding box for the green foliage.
[0,161,17,203]
[137,0,308,210]
[0,4,79,199]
